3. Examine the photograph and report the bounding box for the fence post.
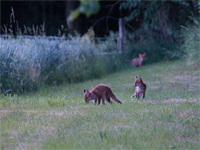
[118,18,125,53]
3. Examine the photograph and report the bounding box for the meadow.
[1,60,199,149]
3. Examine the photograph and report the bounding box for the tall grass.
[182,18,200,66]
[0,33,127,94]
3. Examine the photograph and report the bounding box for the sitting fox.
[131,76,146,99]
[132,53,146,67]
[84,84,123,104]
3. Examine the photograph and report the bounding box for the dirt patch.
[164,75,190,84]
[164,75,200,84]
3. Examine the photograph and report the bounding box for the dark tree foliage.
[1,1,66,36]
[120,0,199,41]
[0,0,199,37]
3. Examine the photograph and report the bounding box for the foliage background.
[1,1,199,36]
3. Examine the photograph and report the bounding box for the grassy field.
[0,60,200,149]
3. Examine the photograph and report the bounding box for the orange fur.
[132,53,146,67]
[131,76,146,99]
[84,84,123,104]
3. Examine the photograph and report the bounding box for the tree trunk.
[65,1,81,35]
[119,18,125,53]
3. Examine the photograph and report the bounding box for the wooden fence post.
[118,18,125,53]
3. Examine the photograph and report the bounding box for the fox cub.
[132,53,146,67]
[84,84,123,104]
[131,76,146,99]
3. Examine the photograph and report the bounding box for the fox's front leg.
[131,93,136,97]
[98,97,101,105]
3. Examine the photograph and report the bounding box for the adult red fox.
[84,84,123,104]
[131,76,146,99]
[132,53,146,67]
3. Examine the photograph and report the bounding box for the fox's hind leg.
[103,96,111,104]
[98,98,101,105]
[94,99,98,105]
[107,97,112,104]
[136,93,139,99]
[142,92,145,98]
[106,94,112,103]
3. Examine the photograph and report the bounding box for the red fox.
[131,76,146,99]
[84,84,123,104]
[132,53,146,67]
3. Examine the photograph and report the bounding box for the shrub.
[122,29,180,64]
[181,18,200,66]
[0,33,127,94]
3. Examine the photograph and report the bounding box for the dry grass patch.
[163,98,199,103]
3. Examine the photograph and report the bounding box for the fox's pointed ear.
[84,89,89,93]
[138,76,142,80]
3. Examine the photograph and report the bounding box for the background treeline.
[1,1,199,37]
[1,1,121,36]
[0,0,199,94]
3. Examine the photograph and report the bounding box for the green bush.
[0,33,127,94]
[182,18,200,66]
[123,29,180,64]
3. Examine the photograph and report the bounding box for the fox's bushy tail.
[111,95,123,104]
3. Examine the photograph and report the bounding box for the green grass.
[0,60,200,149]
